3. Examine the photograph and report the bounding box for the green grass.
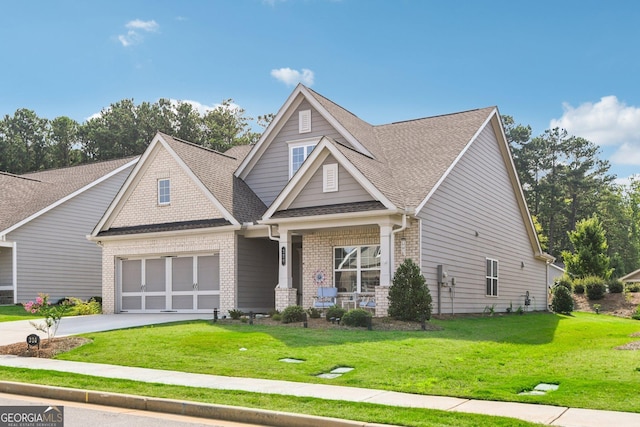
[0,305,42,322]
[0,368,538,427]
[50,312,640,413]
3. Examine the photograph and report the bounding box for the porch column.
[375,224,393,317]
[275,228,296,311]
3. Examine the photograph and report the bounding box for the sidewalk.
[1,355,640,427]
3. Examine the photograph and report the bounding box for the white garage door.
[119,255,220,313]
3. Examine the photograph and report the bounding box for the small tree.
[23,293,69,341]
[551,285,574,314]
[388,259,432,321]
[562,216,613,279]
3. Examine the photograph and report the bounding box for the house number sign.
[26,334,40,349]
[281,247,286,266]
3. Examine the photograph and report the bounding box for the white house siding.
[245,100,348,206]
[237,236,278,312]
[111,146,223,228]
[288,155,374,209]
[418,124,547,315]
[8,166,133,303]
[100,231,236,314]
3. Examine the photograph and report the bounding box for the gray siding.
[418,124,547,314]
[289,155,374,209]
[237,236,278,311]
[8,166,133,303]
[245,100,348,206]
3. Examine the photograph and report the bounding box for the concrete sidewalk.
[1,355,639,427]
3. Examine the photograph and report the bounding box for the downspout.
[12,241,17,304]
[390,211,408,279]
[267,225,279,242]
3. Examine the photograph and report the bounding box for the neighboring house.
[548,264,566,286]
[621,268,640,284]
[90,84,554,316]
[0,158,137,305]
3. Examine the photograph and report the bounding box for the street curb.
[0,381,392,427]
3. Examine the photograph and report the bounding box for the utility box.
[437,265,447,284]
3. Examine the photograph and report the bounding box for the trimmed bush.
[342,309,372,327]
[281,305,306,323]
[551,285,574,314]
[306,307,321,319]
[578,276,607,300]
[555,276,573,292]
[228,309,244,320]
[607,278,624,293]
[325,305,346,322]
[627,283,640,293]
[388,258,432,321]
[67,297,102,315]
[573,283,585,294]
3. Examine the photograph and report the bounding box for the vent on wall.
[299,109,311,133]
[323,163,338,192]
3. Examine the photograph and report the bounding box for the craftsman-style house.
[90,85,554,316]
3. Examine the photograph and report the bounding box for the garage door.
[119,255,220,313]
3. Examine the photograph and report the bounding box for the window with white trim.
[158,178,171,205]
[334,245,380,294]
[486,258,498,296]
[289,140,317,178]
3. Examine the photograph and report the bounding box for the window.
[289,141,316,177]
[158,179,171,205]
[486,258,498,296]
[334,245,380,294]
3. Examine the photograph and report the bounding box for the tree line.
[1,98,638,276]
[0,98,273,174]
[504,116,640,277]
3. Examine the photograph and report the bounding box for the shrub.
[325,305,346,322]
[228,309,244,320]
[23,293,70,340]
[627,283,640,293]
[607,278,624,293]
[555,276,573,292]
[388,258,432,321]
[281,305,306,324]
[67,297,102,315]
[573,283,585,294]
[551,285,574,314]
[578,276,607,300]
[342,309,372,327]
[271,313,282,321]
[89,296,103,304]
[306,307,321,319]
[632,305,640,321]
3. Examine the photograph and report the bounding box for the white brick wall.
[101,231,236,314]
[112,146,223,228]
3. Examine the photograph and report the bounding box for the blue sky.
[1,0,639,182]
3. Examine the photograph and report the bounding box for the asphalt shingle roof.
[0,158,136,233]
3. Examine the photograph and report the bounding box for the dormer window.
[158,178,171,205]
[288,138,318,178]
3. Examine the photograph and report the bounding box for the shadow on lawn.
[207,312,561,347]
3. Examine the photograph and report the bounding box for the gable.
[110,144,224,229]
[288,154,374,209]
[244,99,354,207]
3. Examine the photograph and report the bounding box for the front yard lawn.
[0,305,42,322]
[50,312,640,413]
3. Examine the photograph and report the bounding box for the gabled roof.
[92,133,266,237]
[0,157,138,235]
[621,268,640,283]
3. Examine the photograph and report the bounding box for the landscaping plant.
[23,293,69,340]
[580,276,607,300]
[280,305,306,323]
[388,258,432,321]
[325,305,346,322]
[551,285,574,314]
[341,308,372,327]
[607,278,624,293]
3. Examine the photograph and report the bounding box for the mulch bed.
[0,337,92,358]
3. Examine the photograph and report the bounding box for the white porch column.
[379,224,392,287]
[275,228,296,311]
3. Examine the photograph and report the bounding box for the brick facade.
[275,287,297,311]
[111,147,223,228]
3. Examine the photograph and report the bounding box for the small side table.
[341,299,356,310]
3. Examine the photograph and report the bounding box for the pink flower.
[36,296,43,305]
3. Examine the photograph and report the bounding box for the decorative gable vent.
[323,163,338,192]
[299,109,311,134]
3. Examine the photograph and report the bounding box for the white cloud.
[550,96,640,166]
[118,19,159,47]
[270,68,315,86]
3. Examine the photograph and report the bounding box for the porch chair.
[313,287,338,310]
[359,295,376,312]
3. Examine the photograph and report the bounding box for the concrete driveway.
[0,313,209,346]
